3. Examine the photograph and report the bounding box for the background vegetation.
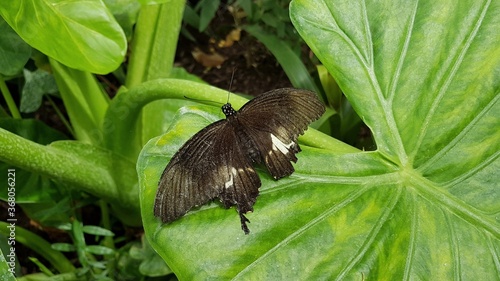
[0,0,498,280]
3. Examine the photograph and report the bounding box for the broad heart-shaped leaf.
[139,1,500,280]
[139,105,394,279]
[305,0,498,279]
[0,0,126,74]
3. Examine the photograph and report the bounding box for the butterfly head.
[222,103,237,117]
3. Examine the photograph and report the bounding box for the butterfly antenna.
[227,67,237,103]
[183,95,221,106]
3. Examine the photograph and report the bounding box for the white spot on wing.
[224,167,238,189]
[270,134,294,155]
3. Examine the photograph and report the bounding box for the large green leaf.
[139,0,499,279]
[0,0,126,74]
[0,18,31,77]
[138,106,363,279]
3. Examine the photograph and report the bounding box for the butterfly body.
[154,88,325,234]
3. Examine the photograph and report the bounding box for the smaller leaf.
[87,260,107,270]
[85,245,115,256]
[129,236,172,277]
[82,225,115,237]
[71,220,86,250]
[28,257,54,276]
[198,0,220,32]
[20,69,59,113]
[51,243,76,252]
[55,223,72,231]
[244,25,320,93]
[183,4,200,29]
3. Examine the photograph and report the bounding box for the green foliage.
[0,0,126,74]
[0,243,20,280]
[128,235,172,277]
[0,221,75,275]
[51,221,116,277]
[0,0,184,279]
[0,18,31,77]
[183,0,221,33]
[317,65,368,147]
[237,0,296,40]
[198,0,221,32]
[20,69,59,114]
[0,0,497,280]
[137,0,500,279]
[244,24,320,93]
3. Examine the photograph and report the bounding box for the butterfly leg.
[239,212,251,235]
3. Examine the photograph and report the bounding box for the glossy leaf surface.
[0,0,126,73]
[138,0,499,279]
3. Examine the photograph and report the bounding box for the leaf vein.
[234,183,373,278]
[336,185,403,280]
[444,209,461,279]
[418,92,500,173]
[410,0,492,161]
[414,175,500,239]
[403,191,417,281]
[486,233,500,278]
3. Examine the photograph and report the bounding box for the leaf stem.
[0,76,22,119]
[0,129,141,225]
[46,95,75,138]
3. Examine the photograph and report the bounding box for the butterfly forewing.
[155,88,325,234]
[239,88,324,138]
[155,121,225,222]
[154,119,261,230]
[238,89,325,179]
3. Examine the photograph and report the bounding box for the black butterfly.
[154,88,325,234]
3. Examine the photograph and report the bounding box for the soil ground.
[175,22,294,96]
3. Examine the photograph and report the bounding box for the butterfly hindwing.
[154,119,261,233]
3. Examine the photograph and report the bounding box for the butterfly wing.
[154,119,261,233]
[237,88,325,179]
[155,88,324,234]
